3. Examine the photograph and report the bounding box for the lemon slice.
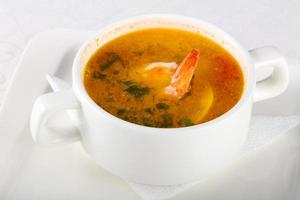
[190,82,214,123]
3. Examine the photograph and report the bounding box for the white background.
[0,0,300,102]
[0,0,300,199]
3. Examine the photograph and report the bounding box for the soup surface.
[84,28,244,128]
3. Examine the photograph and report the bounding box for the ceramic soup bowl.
[30,14,289,185]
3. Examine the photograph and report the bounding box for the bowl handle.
[30,89,81,146]
[249,46,289,102]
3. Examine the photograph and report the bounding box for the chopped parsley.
[142,117,157,127]
[116,108,126,115]
[119,80,134,86]
[160,114,173,128]
[93,71,106,79]
[178,118,194,127]
[156,103,169,110]
[144,108,154,115]
[125,85,150,98]
[99,52,121,70]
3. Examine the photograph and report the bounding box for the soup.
[83,28,244,128]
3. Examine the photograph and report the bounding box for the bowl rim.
[72,13,255,134]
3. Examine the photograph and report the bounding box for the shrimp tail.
[165,49,200,99]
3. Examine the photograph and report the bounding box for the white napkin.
[44,75,300,200]
[126,115,300,200]
[2,75,298,200]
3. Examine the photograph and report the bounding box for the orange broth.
[83,28,244,128]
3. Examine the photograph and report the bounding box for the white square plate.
[0,30,300,200]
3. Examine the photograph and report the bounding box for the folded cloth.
[12,75,300,200]
[127,115,300,200]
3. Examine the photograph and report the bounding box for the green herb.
[99,60,115,70]
[161,114,173,128]
[118,80,134,90]
[117,108,126,115]
[119,80,134,86]
[121,115,129,121]
[143,122,153,127]
[118,80,150,98]
[178,118,194,127]
[156,103,169,110]
[99,52,120,70]
[144,108,154,115]
[123,115,138,123]
[93,71,106,79]
[125,85,150,98]
[142,117,157,127]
